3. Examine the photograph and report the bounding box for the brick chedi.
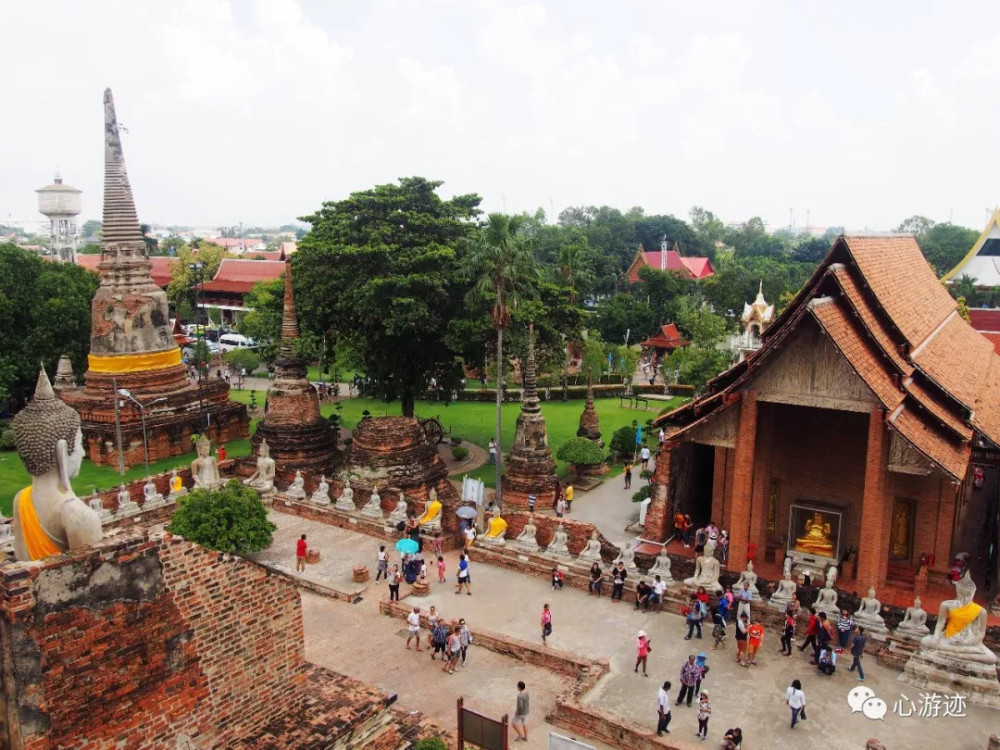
[576,372,602,444]
[60,90,247,466]
[347,416,459,532]
[250,262,338,485]
[503,325,559,509]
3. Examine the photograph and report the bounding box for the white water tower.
[36,173,82,262]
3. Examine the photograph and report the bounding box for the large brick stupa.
[60,90,248,466]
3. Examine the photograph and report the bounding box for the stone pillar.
[725,391,757,572]
[857,405,889,590]
[645,442,672,542]
[933,478,957,577]
[749,404,774,557]
[711,446,729,527]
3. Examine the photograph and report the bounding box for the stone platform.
[901,648,1000,709]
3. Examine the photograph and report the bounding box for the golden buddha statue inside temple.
[795,511,834,557]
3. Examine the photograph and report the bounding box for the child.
[541,603,552,644]
[419,558,427,581]
[437,555,447,583]
[376,545,388,582]
[711,606,727,650]
[747,618,764,666]
[551,568,564,589]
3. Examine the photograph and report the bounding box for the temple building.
[729,281,774,361]
[198,257,287,326]
[248,261,338,481]
[503,325,559,509]
[626,237,715,284]
[648,235,1000,593]
[639,322,690,369]
[59,90,248,466]
[942,208,1000,287]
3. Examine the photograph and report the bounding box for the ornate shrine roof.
[639,323,690,350]
[655,235,1000,480]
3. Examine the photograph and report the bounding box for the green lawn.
[0,394,683,514]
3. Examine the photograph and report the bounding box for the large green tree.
[0,244,99,407]
[462,213,540,504]
[167,242,227,321]
[922,223,978,278]
[295,177,480,416]
[594,293,656,345]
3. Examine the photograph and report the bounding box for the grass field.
[0,395,683,515]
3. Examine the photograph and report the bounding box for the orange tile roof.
[831,265,912,375]
[911,313,993,410]
[902,376,973,441]
[809,298,903,411]
[842,236,956,349]
[889,406,969,480]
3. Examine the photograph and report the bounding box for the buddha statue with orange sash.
[921,571,997,664]
[10,368,103,561]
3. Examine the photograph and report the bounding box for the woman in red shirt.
[296,534,307,573]
[696,586,710,605]
[635,630,651,676]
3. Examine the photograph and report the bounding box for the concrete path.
[564,457,654,548]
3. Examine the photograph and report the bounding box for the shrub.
[451,445,469,461]
[0,420,13,451]
[609,425,637,460]
[451,436,463,446]
[168,480,276,554]
[632,485,653,503]
[556,437,606,467]
[415,739,448,750]
[224,348,260,374]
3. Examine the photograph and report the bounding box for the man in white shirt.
[640,445,652,470]
[651,575,667,612]
[657,681,672,736]
[406,606,422,651]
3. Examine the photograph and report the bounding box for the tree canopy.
[168,480,275,554]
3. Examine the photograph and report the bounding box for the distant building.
[198,258,286,325]
[208,237,265,255]
[36,173,81,263]
[639,323,690,369]
[730,281,774,361]
[75,253,172,288]
[626,237,714,284]
[942,209,1000,287]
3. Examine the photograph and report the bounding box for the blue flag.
[635,425,643,445]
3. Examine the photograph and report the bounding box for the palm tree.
[463,214,539,506]
[556,241,595,303]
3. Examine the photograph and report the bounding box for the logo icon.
[847,687,885,719]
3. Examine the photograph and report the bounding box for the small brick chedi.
[60,90,248,466]
[249,262,338,483]
[503,326,559,509]
[576,372,602,444]
[347,416,458,530]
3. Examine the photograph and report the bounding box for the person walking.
[696,690,711,741]
[437,555,447,583]
[657,681,672,736]
[488,438,497,465]
[556,496,566,518]
[296,534,308,573]
[812,612,833,664]
[635,630,651,676]
[405,606,422,651]
[430,617,448,661]
[684,594,705,640]
[528,493,536,513]
[564,484,574,513]
[624,463,633,490]
[455,553,471,595]
[512,682,530,742]
[588,563,604,597]
[444,626,462,674]
[540,603,552,644]
[798,607,819,654]
[747,618,764,666]
[785,679,806,729]
[458,618,472,667]
[640,445,651,470]
[388,564,402,601]
[836,609,854,653]
[779,609,795,655]
[693,652,709,696]
[848,626,867,681]
[611,562,627,602]
[463,524,476,551]
[736,582,753,621]
[734,613,749,667]
[676,654,701,707]
[376,545,389,582]
[711,606,727,650]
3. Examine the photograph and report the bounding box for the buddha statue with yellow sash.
[10,368,103,561]
[921,571,996,664]
[794,511,834,557]
[419,487,442,528]
[482,511,507,546]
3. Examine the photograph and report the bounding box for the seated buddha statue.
[243,438,276,497]
[896,596,930,638]
[482,513,507,546]
[143,478,164,506]
[921,572,996,663]
[285,470,307,501]
[169,469,185,497]
[419,490,442,527]
[516,514,540,551]
[547,524,570,557]
[578,531,603,561]
[190,436,222,490]
[9,368,103,561]
[795,511,834,557]
[361,484,384,519]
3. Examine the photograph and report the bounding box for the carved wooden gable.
[686,405,737,448]
[752,319,875,413]
[887,430,936,476]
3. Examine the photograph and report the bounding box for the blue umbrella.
[635,425,643,445]
[396,538,419,554]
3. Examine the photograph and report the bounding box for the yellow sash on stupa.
[17,486,62,560]
[945,601,982,638]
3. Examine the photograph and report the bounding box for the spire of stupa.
[522,323,540,414]
[279,261,300,359]
[101,88,145,252]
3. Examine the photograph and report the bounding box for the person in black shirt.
[611,562,627,602]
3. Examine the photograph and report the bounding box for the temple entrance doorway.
[690,443,715,526]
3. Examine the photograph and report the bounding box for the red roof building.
[648,235,1000,594]
[198,258,286,324]
[968,308,1000,356]
[626,239,715,284]
[208,237,265,254]
[639,323,690,366]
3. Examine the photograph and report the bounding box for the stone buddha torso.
[388,493,408,523]
[117,485,131,507]
[684,553,722,593]
[10,369,103,561]
[735,561,760,598]
[244,439,276,495]
[517,516,539,549]
[579,531,603,561]
[334,478,355,510]
[548,524,570,555]
[286,471,307,500]
[169,469,184,496]
[771,572,796,605]
[896,597,930,637]
[854,587,887,633]
[649,552,674,582]
[143,480,163,505]
[310,475,331,505]
[362,485,383,518]
[191,437,222,489]
[921,573,996,662]
[613,544,637,572]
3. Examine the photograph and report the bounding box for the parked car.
[218,333,257,353]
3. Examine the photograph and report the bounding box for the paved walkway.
[563,457,653,548]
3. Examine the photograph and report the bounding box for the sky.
[2,0,1000,233]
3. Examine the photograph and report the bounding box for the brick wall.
[0,531,307,749]
[499,511,619,559]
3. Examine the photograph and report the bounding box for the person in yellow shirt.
[565,484,574,513]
